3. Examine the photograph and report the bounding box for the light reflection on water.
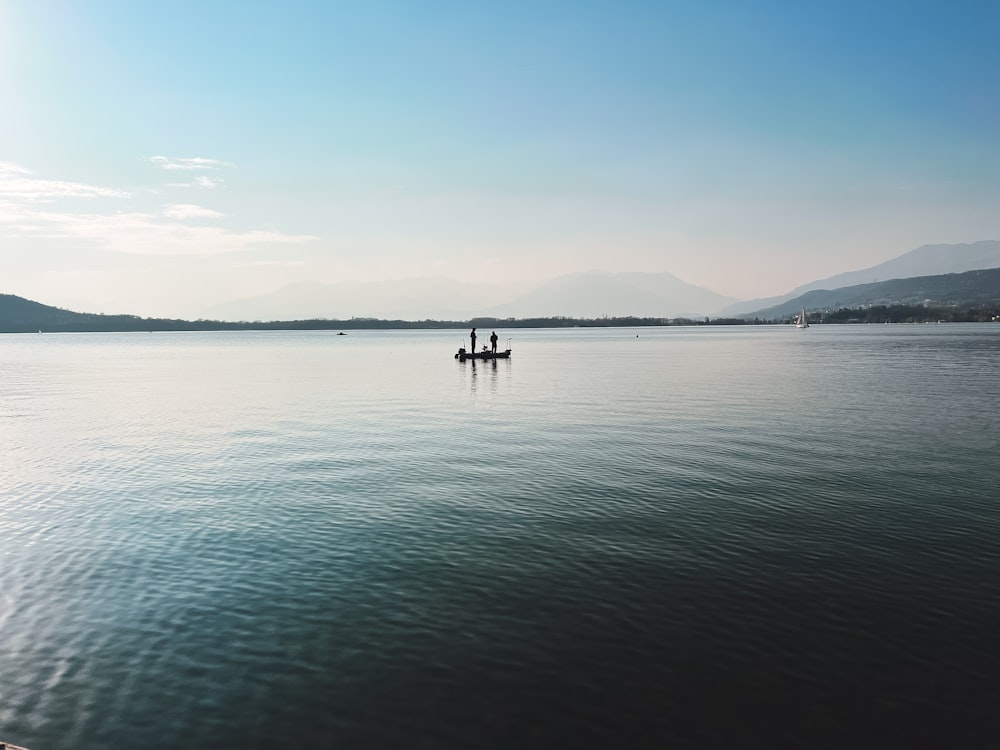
[1,325,999,748]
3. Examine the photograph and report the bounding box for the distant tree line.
[4,293,999,333]
[17,314,678,333]
[817,304,1000,324]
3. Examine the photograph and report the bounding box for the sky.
[1,0,998,318]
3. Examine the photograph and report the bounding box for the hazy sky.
[2,0,998,317]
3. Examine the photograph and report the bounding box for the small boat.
[795,307,809,328]
[455,347,511,362]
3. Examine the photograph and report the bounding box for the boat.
[795,307,809,328]
[455,347,511,361]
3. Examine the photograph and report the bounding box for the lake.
[1,324,999,748]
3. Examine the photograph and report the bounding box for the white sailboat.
[795,307,809,328]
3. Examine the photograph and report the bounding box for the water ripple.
[1,327,999,748]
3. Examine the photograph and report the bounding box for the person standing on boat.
[470,327,477,352]
[490,330,498,354]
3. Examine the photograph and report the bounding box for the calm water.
[1,325,999,748]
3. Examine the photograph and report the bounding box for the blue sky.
[2,0,998,316]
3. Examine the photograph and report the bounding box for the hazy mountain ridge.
[4,241,999,330]
[0,294,689,333]
[203,241,1000,322]
[482,270,736,319]
[722,240,1000,315]
[201,278,528,322]
[202,270,736,322]
[3,265,998,333]
[748,267,1000,319]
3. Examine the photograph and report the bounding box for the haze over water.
[2,325,999,748]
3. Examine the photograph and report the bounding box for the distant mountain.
[203,271,734,321]
[0,294,191,333]
[202,242,1000,321]
[0,294,64,332]
[0,294,470,333]
[5,261,999,332]
[746,267,1000,319]
[0,291,732,333]
[722,240,1000,315]
[482,270,735,318]
[201,278,524,321]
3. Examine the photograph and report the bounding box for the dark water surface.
[2,325,999,748]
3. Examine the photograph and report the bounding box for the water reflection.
[458,356,510,400]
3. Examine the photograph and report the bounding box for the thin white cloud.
[162,204,223,220]
[0,161,130,201]
[165,178,226,189]
[152,157,229,188]
[193,175,224,189]
[1,204,316,255]
[0,162,31,175]
[149,156,233,171]
[245,259,308,267]
[1,161,314,256]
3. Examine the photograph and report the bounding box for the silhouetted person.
[490,331,498,354]
[470,327,477,352]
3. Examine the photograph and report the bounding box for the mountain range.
[2,241,999,331]
[201,240,1000,322]
[722,240,1000,315]
[747,266,1000,319]
[201,270,735,321]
